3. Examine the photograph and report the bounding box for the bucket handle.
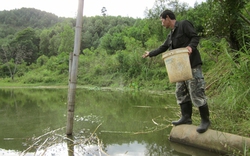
[162,48,189,58]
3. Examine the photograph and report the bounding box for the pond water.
[0,88,221,156]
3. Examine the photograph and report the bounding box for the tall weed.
[204,37,250,136]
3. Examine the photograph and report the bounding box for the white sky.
[0,0,206,18]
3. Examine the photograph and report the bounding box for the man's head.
[160,10,176,20]
[160,10,176,29]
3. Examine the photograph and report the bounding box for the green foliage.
[82,16,136,50]
[180,4,208,36]
[99,26,127,54]
[77,48,118,86]
[198,37,229,72]
[58,24,74,53]
[0,8,64,30]
[199,0,249,50]
[224,47,250,111]
[124,20,151,47]
[37,55,49,67]
[202,37,250,137]
[4,27,40,65]
[39,29,50,56]
[145,35,161,50]
[18,52,69,84]
[48,29,61,57]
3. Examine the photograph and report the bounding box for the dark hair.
[160,10,176,20]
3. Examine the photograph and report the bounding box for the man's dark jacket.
[148,20,202,68]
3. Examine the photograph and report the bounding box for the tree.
[101,7,107,16]
[201,0,249,50]
[124,20,151,47]
[99,26,126,54]
[1,44,27,80]
[58,24,74,53]
[13,27,39,64]
[39,29,50,56]
[46,25,64,57]
[144,0,189,19]
[81,16,136,51]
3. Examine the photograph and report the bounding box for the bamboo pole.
[68,52,73,83]
[66,0,84,135]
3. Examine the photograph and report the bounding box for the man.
[142,9,210,133]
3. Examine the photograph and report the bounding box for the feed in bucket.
[162,48,193,83]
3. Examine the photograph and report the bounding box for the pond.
[0,88,221,156]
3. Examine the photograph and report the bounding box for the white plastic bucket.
[162,48,193,83]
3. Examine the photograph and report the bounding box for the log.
[169,125,250,154]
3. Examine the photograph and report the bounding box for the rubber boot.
[197,104,211,133]
[172,102,192,126]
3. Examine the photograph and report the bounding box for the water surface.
[0,88,220,156]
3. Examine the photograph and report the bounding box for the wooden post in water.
[66,0,84,135]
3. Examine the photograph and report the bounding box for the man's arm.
[184,20,199,51]
[148,39,170,57]
[142,34,171,58]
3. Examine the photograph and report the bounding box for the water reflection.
[0,88,220,156]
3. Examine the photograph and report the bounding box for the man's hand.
[186,46,192,55]
[142,51,150,58]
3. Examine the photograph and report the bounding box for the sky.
[0,0,206,18]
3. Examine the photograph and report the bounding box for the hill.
[0,7,72,38]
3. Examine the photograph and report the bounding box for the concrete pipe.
[169,125,250,155]
[170,142,221,156]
